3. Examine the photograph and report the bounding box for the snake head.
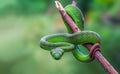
[50,48,64,60]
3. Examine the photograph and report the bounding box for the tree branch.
[55,1,118,74]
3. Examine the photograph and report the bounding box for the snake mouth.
[51,53,61,60]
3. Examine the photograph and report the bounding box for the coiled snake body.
[40,5,101,62]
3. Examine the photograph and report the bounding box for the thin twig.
[55,1,118,74]
[72,0,77,6]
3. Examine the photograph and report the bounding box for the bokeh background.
[0,0,120,74]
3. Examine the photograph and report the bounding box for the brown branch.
[55,1,118,74]
[55,1,80,32]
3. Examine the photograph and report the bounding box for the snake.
[40,4,101,62]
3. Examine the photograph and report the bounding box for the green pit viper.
[40,5,101,63]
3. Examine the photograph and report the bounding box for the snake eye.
[50,48,64,60]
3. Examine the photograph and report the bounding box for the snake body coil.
[64,5,84,33]
[40,4,101,62]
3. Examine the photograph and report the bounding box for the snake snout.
[50,48,64,60]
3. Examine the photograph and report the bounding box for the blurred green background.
[0,0,120,74]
